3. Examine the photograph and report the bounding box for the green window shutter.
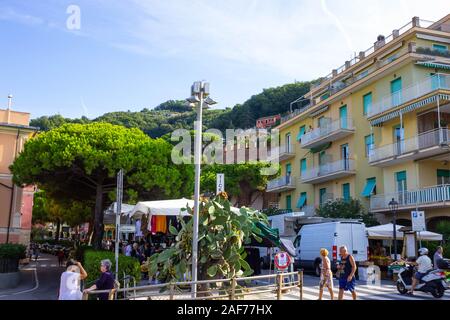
[361,178,376,197]
[339,105,348,128]
[297,126,306,141]
[391,78,402,106]
[365,134,374,157]
[363,92,372,115]
[319,188,327,204]
[286,195,292,211]
[433,44,448,53]
[300,158,307,174]
[437,169,450,178]
[296,192,307,208]
[286,163,292,175]
[396,171,407,182]
[342,183,350,201]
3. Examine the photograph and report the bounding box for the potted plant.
[0,244,26,273]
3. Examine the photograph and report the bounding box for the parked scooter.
[397,263,448,298]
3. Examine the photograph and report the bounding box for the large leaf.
[169,225,178,236]
[207,265,218,277]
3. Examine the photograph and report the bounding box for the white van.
[293,221,368,276]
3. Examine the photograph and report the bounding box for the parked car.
[293,221,369,276]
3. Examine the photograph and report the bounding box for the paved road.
[0,254,64,300]
[254,273,450,300]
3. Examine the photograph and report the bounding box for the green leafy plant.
[83,249,141,288]
[317,198,379,227]
[148,194,268,289]
[0,244,26,260]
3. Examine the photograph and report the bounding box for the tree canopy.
[317,198,379,227]
[11,122,194,248]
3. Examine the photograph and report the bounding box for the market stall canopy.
[366,223,442,241]
[128,198,240,219]
[248,222,296,257]
[103,202,135,224]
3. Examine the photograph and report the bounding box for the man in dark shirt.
[83,259,115,300]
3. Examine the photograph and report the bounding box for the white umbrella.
[366,223,442,241]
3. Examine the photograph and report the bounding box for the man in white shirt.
[408,248,433,295]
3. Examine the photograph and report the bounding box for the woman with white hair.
[83,259,115,300]
[58,260,88,300]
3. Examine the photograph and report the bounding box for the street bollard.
[298,270,304,300]
[230,277,237,300]
[277,274,283,300]
[169,283,174,300]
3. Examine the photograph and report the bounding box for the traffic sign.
[216,173,225,194]
[119,225,135,233]
[411,211,426,232]
[274,252,291,270]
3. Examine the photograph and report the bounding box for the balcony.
[269,144,295,162]
[300,159,356,184]
[367,73,450,119]
[370,184,450,212]
[369,128,450,167]
[301,118,355,149]
[266,175,296,193]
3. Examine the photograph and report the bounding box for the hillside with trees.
[30,81,312,137]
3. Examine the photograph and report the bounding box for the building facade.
[267,15,450,230]
[0,105,37,244]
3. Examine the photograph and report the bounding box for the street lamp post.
[186,81,217,298]
[389,198,399,261]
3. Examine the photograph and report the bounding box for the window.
[297,125,306,141]
[433,44,448,53]
[437,169,450,185]
[342,183,350,202]
[396,171,407,193]
[286,163,292,176]
[296,192,307,209]
[362,177,377,197]
[339,105,348,129]
[300,158,307,176]
[365,134,375,157]
[391,78,402,106]
[319,188,327,205]
[285,133,291,152]
[286,195,292,211]
[363,92,372,115]
[321,93,330,101]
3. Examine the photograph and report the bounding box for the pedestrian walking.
[33,245,39,262]
[318,248,334,300]
[58,260,88,300]
[337,246,357,300]
[433,246,444,268]
[57,249,65,267]
[83,259,115,300]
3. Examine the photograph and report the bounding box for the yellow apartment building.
[0,99,38,244]
[267,15,450,230]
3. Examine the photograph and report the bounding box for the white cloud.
[100,0,450,80]
[0,7,44,26]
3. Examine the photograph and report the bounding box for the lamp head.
[388,198,398,211]
[204,96,217,106]
[186,95,200,104]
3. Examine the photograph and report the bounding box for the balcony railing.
[269,143,295,161]
[301,159,355,183]
[367,73,450,118]
[267,175,296,192]
[301,118,354,148]
[369,128,450,164]
[310,18,434,92]
[370,184,450,211]
[416,46,450,59]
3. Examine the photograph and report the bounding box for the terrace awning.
[296,193,307,208]
[416,61,450,70]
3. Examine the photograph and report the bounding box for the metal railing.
[416,46,450,58]
[367,73,450,118]
[370,184,450,211]
[269,143,294,159]
[83,271,304,301]
[267,175,296,191]
[369,128,450,163]
[301,118,354,146]
[310,18,434,92]
[280,103,312,123]
[301,159,355,182]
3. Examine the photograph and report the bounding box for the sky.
[0,0,449,119]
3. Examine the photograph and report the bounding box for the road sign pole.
[115,169,123,283]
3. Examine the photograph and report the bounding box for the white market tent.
[128,198,242,219]
[366,223,442,241]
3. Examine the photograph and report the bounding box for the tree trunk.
[92,183,104,250]
[55,218,61,241]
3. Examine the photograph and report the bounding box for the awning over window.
[296,193,307,208]
[361,178,376,197]
[416,61,450,70]
[311,142,332,154]
[437,169,450,178]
